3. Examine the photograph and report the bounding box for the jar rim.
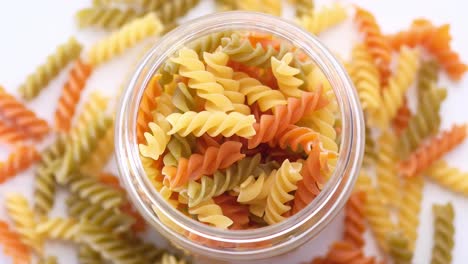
[115,11,364,260]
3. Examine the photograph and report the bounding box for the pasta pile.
[0,0,467,263]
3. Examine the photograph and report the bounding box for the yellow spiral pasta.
[236,72,287,111]
[238,169,276,217]
[297,3,347,35]
[427,160,468,196]
[166,111,256,138]
[188,199,233,229]
[139,113,172,160]
[349,44,382,124]
[271,52,304,98]
[203,51,251,115]
[5,194,43,254]
[376,131,401,208]
[80,124,115,175]
[398,176,424,251]
[36,218,80,242]
[357,172,395,252]
[264,160,303,225]
[378,47,420,128]
[260,0,282,16]
[158,253,187,264]
[171,48,234,112]
[87,13,164,66]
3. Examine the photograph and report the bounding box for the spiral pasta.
[67,195,134,233]
[236,73,287,111]
[0,86,50,140]
[0,220,31,264]
[387,232,413,264]
[418,59,439,94]
[34,135,66,215]
[325,241,376,264]
[393,98,411,135]
[76,7,138,29]
[297,3,347,35]
[137,74,162,142]
[264,160,303,225]
[275,125,319,154]
[0,120,28,145]
[171,48,234,112]
[400,124,467,177]
[167,111,256,138]
[172,82,197,113]
[376,131,401,207]
[67,174,125,209]
[221,33,289,68]
[18,37,82,100]
[427,160,468,195]
[363,125,377,168]
[87,13,164,66]
[157,253,187,264]
[293,0,314,18]
[214,194,250,229]
[399,86,447,158]
[343,191,366,248]
[5,194,43,254]
[348,44,382,122]
[398,176,424,250]
[80,124,115,175]
[163,134,194,167]
[378,47,419,128]
[163,141,245,188]
[78,245,104,264]
[154,0,200,24]
[354,7,392,84]
[54,59,93,132]
[38,256,58,264]
[431,202,455,264]
[0,145,40,184]
[36,218,80,242]
[188,199,234,229]
[139,113,172,160]
[249,88,328,149]
[271,52,304,97]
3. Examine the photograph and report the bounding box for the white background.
[0,0,467,263]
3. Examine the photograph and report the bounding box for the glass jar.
[115,11,364,263]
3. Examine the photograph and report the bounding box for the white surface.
[0,0,467,263]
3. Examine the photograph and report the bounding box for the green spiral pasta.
[363,125,377,168]
[154,0,200,24]
[87,13,164,66]
[399,85,447,158]
[172,83,197,113]
[186,154,261,207]
[34,135,66,216]
[159,31,232,84]
[431,202,455,264]
[294,0,314,17]
[76,7,138,29]
[36,218,81,242]
[80,223,164,263]
[163,133,195,167]
[67,195,134,233]
[78,245,104,264]
[387,232,413,264]
[18,37,82,100]
[67,174,125,209]
[418,59,439,95]
[221,33,289,68]
[56,113,113,184]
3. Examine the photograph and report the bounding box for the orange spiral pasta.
[0,87,49,140]
[400,124,467,177]
[228,60,279,90]
[0,220,31,264]
[55,59,93,132]
[214,194,250,230]
[0,145,40,184]
[354,7,392,85]
[392,97,411,135]
[136,74,162,143]
[326,241,376,264]
[248,88,328,149]
[0,120,28,145]
[292,142,324,214]
[195,134,222,154]
[275,124,319,154]
[388,20,467,80]
[343,191,367,248]
[163,141,245,188]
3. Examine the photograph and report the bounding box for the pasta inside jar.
[116,12,363,261]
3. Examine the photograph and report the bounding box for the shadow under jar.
[115,11,364,264]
